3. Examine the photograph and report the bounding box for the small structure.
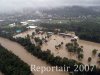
[47,32,54,35]
[65,34,73,37]
[59,33,66,36]
[73,36,79,39]
[71,36,79,41]
[20,22,28,26]
[27,20,36,22]
[27,19,40,23]
[26,26,37,29]
[59,33,73,37]
[9,23,16,27]
[16,30,22,33]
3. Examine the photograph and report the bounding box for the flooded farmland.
[14,29,100,66]
[41,35,100,66]
[0,37,67,75]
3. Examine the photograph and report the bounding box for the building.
[9,23,16,27]
[20,22,28,26]
[71,36,79,41]
[73,36,79,39]
[27,19,40,23]
[16,30,22,33]
[59,33,66,36]
[59,33,73,37]
[47,32,54,35]
[26,26,37,29]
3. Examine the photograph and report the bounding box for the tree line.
[0,45,32,75]
[15,37,100,75]
[39,20,100,43]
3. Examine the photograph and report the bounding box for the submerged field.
[14,29,100,67]
[0,37,67,75]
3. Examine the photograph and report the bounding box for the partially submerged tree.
[78,53,84,60]
[92,49,98,56]
[88,57,92,63]
[98,53,100,58]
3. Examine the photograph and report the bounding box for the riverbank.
[0,37,67,75]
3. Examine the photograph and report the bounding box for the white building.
[26,26,37,29]
[73,36,79,39]
[9,23,16,27]
[47,32,53,34]
[20,22,28,26]
[71,36,79,41]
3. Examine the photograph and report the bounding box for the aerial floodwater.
[14,29,100,66]
[41,35,100,65]
[0,37,68,75]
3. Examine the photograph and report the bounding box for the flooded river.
[0,37,68,75]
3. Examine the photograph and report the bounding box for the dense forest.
[0,45,31,75]
[39,20,100,43]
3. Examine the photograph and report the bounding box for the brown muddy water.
[13,29,100,66]
[13,29,35,38]
[41,35,100,66]
[0,37,68,75]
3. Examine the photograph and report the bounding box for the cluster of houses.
[59,32,79,41]
[8,20,79,41]
[35,30,79,41]
[9,19,40,27]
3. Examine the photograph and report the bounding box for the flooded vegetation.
[0,37,67,75]
[0,25,100,75]
[0,1,100,74]
[13,29,100,66]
